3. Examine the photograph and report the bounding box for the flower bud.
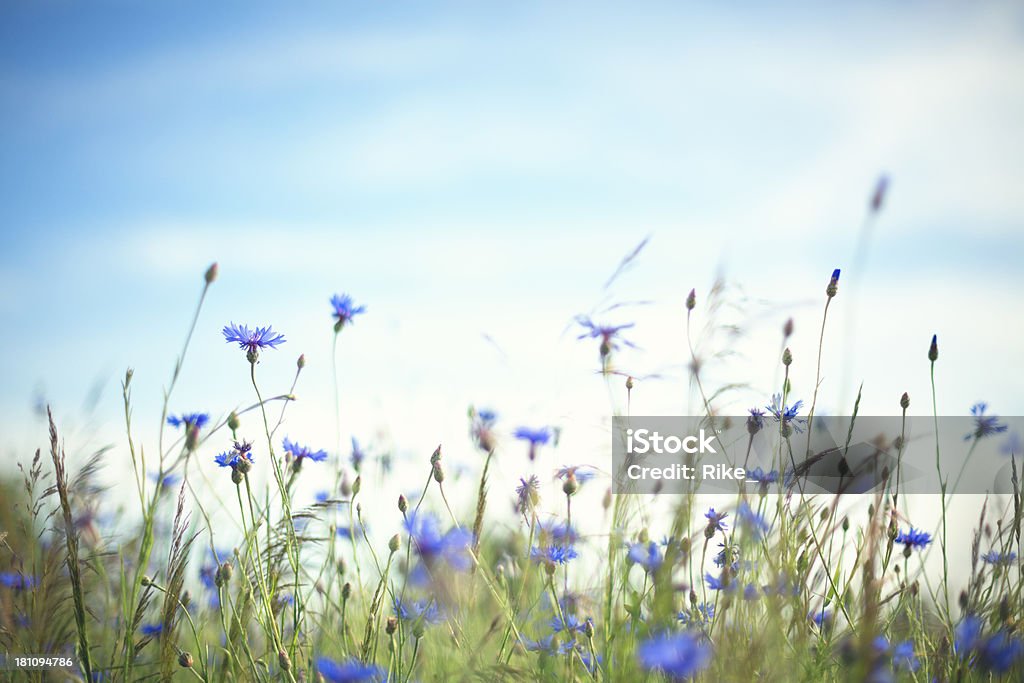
[432,461,445,484]
[179,652,194,668]
[398,494,408,514]
[430,444,442,465]
[342,582,352,600]
[562,472,579,496]
[686,288,696,311]
[928,334,938,362]
[783,317,794,339]
[544,560,556,577]
[235,457,252,475]
[278,650,291,672]
[584,619,595,638]
[336,558,346,577]
[388,534,401,554]
[782,348,792,367]
[870,174,889,213]
[204,262,219,284]
[185,425,200,452]
[625,375,634,391]
[826,269,840,298]
[141,575,153,587]
[352,476,361,496]
[386,616,398,635]
[215,562,233,587]
[227,411,240,432]
[900,392,910,410]
[125,367,134,385]
[297,354,306,369]
[231,469,243,485]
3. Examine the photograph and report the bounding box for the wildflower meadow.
[3,4,1024,682]
[0,234,1022,682]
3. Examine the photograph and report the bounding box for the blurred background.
[1,2,1022,515]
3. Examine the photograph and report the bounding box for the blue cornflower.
[350,437,365,471]
[743,583,760,601]
[515,426,551,461]
[557,465,596,485]
[747,408,766,434]
[704,572,733,592]
[955,615,984,655]
[336,526,364,540]
[150,472,182,491]
[1001,432,1022,457]
[515,475,540,513]
[531,545,578,565]
[575,317,637,357]
[747,467,778,484]
[214,441,254,470]
[894,527,931,551]
[393,597,444,625]
[550,613,590,633]
[982,550,1018,566]
[956,616,1024,673]
[521,634,556,653]
[140,623,162,637]
[167,413,209,430]
[677,603,715,625]
[315,656,386,683]
[637,632,712,679]
[766,394,806,433]
[471,409,498,451]
[713,543,739,572]
[736,502,771,539]
[978,631,1024,673]
[964,402,1008,441]
[539,519,579,545]
[704,508,728,534]
[891,640,920,672]
[0,572,36,590]
[810,607,832,628]
[282,437,328,470]
[404,511,473,572]
[222,323,286,360]
[627,541,664,573]
[330,294,366,330]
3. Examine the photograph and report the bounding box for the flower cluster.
[956,616,1024,674]
[404,511,474,574]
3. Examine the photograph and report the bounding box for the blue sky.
[1,1,1023,503]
